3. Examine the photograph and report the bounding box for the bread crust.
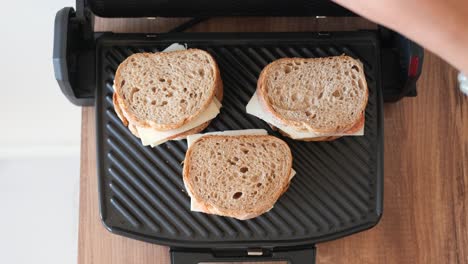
[277,112,365,141]
[183,135,293,220]
[113,92,129,127]
[256,56,368,134]
[114,49,222,131]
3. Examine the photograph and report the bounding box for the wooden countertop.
[78,17,468,264]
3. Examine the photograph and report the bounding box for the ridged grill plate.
[96,32,383,248]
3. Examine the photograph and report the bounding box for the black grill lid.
[87,0,353,18]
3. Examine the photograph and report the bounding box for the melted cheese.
[246,92,364,139]
[136,98,222,147]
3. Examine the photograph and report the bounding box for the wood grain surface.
[78,17,468,264]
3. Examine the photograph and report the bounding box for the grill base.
[96,31,383,248]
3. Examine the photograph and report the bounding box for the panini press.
[53,0,424,263]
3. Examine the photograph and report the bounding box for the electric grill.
[53,1,424,263]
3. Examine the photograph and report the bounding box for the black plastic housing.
[171,246,316,264]
[53,7,95,106]
[95,33,383,260]
[87,0,353,17]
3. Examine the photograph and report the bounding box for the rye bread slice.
[114,49,222,131]
[257,55,368,134]
[183,135,293,220]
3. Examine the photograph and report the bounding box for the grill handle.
[53,7,95,106]
[171,246,316,264]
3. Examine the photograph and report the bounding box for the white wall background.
[0,0,80,158]
[0,1,80,264]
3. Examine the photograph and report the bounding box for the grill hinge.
[212,247,270,257]
[171,246,316,264]
[247,248,264,256]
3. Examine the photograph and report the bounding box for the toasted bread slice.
[114,48,222,131]
[183,134,293,220]
[256,55,368,134]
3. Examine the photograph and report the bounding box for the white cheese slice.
[246,92,364,139]
[136,98,222,146]
[186,129,296,212]
[290,169,296,180]
[163,43,188,52]
[190,198,204,212]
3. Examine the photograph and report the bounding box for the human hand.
[332,0,468,73]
